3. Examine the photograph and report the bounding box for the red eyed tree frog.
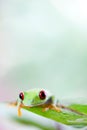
[16,88,61,116]
[10,88,85,117]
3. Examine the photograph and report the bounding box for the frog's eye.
[19,92,24,100]
[39,90,46,100]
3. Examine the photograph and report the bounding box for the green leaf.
[23,104,87,126]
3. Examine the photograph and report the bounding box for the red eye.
[39,90,46,100]
[19,92,24,100]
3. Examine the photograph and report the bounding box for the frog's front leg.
[18,104,31,117]
[42,104,61,112]
[18,104,22,117]
[8,101,23,117]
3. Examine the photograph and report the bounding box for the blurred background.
[0,0,87,130]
